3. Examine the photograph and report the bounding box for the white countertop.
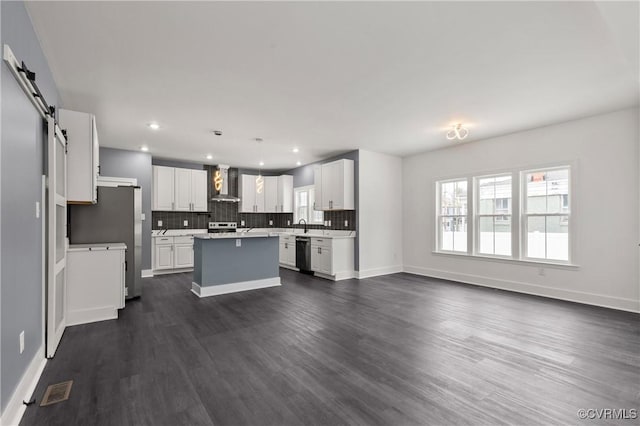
[68,243,127,252]
[250,228,357,239]
[195,232,279,240]
[152,228,356,239]
[152,229,208,237]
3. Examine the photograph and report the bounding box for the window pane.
[478,176,511,215]
[478,216,511,256]
[441,180,467,216]
[440,216,467,252]
[527,216,546,259]
[547,215,569,261]
[526,168,569,214]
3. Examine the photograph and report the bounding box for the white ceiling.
[26,1,639,170]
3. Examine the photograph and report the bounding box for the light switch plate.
[158,220,163,227]
[344,220,348,227]
[19,331,24,354]
[36,202,40,219]
[327,220,331,227]
[141,213,146,221]
[241,220,245,226]
[236,239,241,247]
[183,220,188,226]
[287,220,291,226]
[269,220,273,226]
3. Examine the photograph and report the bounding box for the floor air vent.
[40,380,73,406]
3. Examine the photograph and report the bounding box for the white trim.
[356,265,403,279]
[403,265,640,313]
[0,346,47,426]
[97,176,137,187]
[152,267,193,276]
[66,306,118,327]
[141,269,154,278]
[191,277,281,298]
[431,250,579,269]
[279,264,299,271]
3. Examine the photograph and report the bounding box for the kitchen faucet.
[298,218,308,233]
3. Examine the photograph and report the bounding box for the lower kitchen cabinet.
[279,235,296,268]
[153,235,195,273]
[310,237,355,280]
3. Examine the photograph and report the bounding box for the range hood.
[211,164,240,202]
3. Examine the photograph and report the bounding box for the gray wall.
[99,148,153,271]
[1,0,60,412]
[285,150,360,270]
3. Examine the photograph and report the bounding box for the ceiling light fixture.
[446,123,469,141]
[148,122,160,130]
[206,154,213,160]
[292,147,299,153]
[259,161,264,167]
[140,145,149,152]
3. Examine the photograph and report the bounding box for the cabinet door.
[279,243,287,264]
[255,176,266,213]
[239,175,256,213]
[191,170,208,212]
[91,116,99,203]
[174,243,194,268]
[174,168,192,211]
[287,241,296,266]
[264,176,279,213]
[313,166,323,211]
[311,245,322,272]
[154,245,174,270]
[153,166,175,210]
[278,175,294,213]
[321,247,332,275]
[321,163,336,210]
[59,109,96,203]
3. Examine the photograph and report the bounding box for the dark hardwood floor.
[22,270,639,425]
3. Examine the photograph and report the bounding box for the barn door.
[46,116,68,358]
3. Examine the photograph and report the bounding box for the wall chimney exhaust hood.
[211,164,240,202]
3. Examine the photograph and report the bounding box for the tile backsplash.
[151,166,357,231]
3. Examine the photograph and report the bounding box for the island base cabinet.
[279,236,296,268]
[310,237,354,281]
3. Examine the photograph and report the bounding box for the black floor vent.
[40,380,73,406]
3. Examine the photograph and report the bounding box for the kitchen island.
[191,233,281,297]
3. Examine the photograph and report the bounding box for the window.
[435,165,572,264]
[523,167,570,261]
[437,179,468,252]
[476,175,512,256]
[294,186,323,224]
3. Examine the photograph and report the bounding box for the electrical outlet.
[327,220,331,227]
[141,213,146,221]
[183,220,188,227]
[269,220,273,226]
[287,220,291,226]
[158,220,163,227]
[344,220,348,227]
[19,331,24,354]
[324,220,328,226]
[241,220,245,226]
[236,239,241,247]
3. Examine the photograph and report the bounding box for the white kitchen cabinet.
[239,174,266,212]
[66,243,125,326]
[313,165,323,211]
[319,159,354,211]
[153,166,175,210]
[310,236,355,280]
[59,109,99,204]
[264,176,279,213]
[279,235,296,267]
[174,244,194,268]
[277,175,294,213]
[191,170,208,211]
[154,236,174,270]
[153,166,208,211]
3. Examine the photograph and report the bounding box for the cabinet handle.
[281,204,283,211]
[285,242,288,249]
[172,201,175,210]
[318,247,321,254]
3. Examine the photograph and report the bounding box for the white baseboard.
[356,265,403,279]
[67,306,118,327]
[279,264,299,271]
[191,277,281,298]
[141,269,154,278]
[152,267,193,276]
[0,345,47,426]
[403,265,640,313]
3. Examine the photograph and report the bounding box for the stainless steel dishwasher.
[295,236,312,273]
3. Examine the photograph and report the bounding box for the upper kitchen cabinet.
[59,109,99,204]
[313,165,323,211]
[316,159,354,210]
[277,175,294,213]
[264,176,278,213]
[239,174,258,213]
[153,166,207,211]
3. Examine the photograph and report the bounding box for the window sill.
[431,250,580,270]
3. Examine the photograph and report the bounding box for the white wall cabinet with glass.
[314,159,354,211]
[310,237,355,280]
[152,235,195,273]
[279,235,296,269]
[239,174,293,213]
[152,166,207,211]
[59,108,100,204]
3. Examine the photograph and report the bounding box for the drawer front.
[174,236,194,244]
[155,236,174,245]
[311,237,330,248]
[280,235,292,243]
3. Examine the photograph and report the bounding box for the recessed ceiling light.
[212,130,222,136]
[296,161,301,166]
[206,154,213,160]
[140,145,149,152]
[292,147,299,153]
[148,122,160,130]
[259,161,264,167]
[254,137,263,143]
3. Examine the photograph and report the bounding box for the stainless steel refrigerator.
[69,185,142,299]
